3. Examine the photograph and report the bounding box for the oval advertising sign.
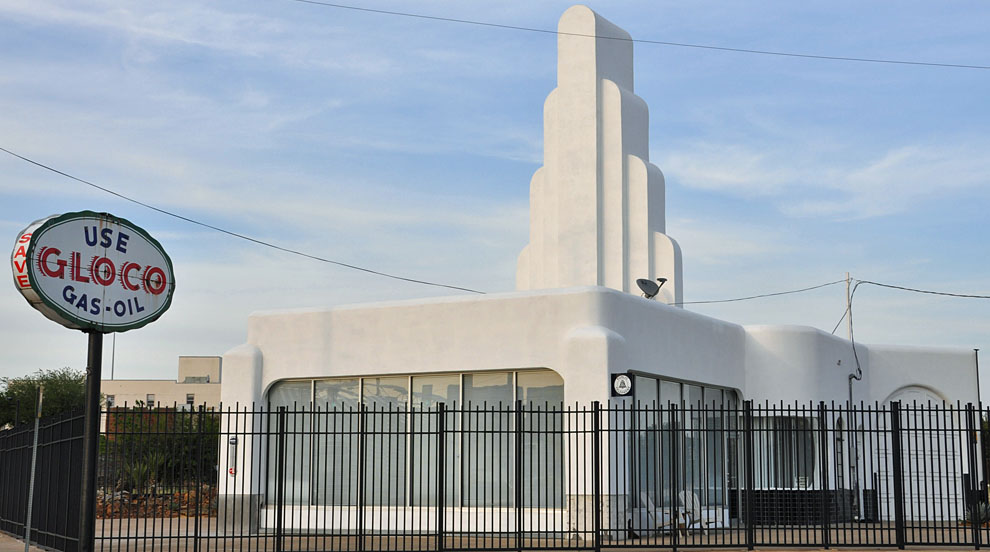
[11,211,175,333]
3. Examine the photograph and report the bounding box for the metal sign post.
[24,385,44,552]
[78,332,103,552]
[11,211,175,552]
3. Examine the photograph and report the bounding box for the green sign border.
[24,211,176,333]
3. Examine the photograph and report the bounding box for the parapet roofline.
[245,285,736,328]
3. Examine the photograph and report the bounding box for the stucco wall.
[102,355,222,408]
[223,287,749,407]
[222,287,977,408]
[867,344,978,405]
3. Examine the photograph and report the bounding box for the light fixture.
[636,277,667,299]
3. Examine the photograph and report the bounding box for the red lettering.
[142,266,167,295]
[91,257,116,286]
[37,247,66,279]
[119,262,141,291]
[70,252,90,283]
[13,245,26,258]
[13,260,25,273]
[17,233,31,244]
[26,243,170,297]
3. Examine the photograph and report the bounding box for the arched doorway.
[879,386,966,523]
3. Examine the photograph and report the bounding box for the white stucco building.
[217,5,980,536]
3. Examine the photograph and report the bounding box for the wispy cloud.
[661,138,990,219]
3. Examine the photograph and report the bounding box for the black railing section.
[0,409,84,552]
[3,401,990,550]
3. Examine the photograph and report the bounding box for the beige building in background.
[102,356,221,409]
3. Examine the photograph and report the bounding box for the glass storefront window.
[660,380,681,407]
[463,372,515,506]
[413,375,460,407]
[518,371,564,507]
[312,379,360,505]
[516,371,564,407]
[362,377,408,506]
[463,372,513,407]
[267,369,564,508]
[411,375,460,506]
[629,376,739,511]
[266,381,312,505]
[314,378,359,408]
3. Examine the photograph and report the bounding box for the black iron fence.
[0,409,84,552]
[3,401,990,551]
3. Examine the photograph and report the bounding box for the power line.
[676,279,845,306]
[830,307,849,335]
[848,280,865,379]
[833,278,989,336]
[12,146,974,310]
[842,277,990,371]
[856,280,990,299]
[0,146,486,295]
[285,0,990,71]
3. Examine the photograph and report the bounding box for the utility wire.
[285,0,990,71]
[848,280,865,381]
[844,277,990,387]
[0,146,486,295]
[830,307,849,335]
[833,278,989,336]
[856,280,990,299]
[675,279,845,306]
[11,147,971,308]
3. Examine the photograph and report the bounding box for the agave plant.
[144,450,169,489]
[125,461,152,496]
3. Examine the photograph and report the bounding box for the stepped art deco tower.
[516,5,683,305]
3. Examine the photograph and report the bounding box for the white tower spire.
[515,5,683,305]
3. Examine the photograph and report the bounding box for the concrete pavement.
[0,531,982,552]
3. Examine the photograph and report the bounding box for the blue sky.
[1,1,987,397]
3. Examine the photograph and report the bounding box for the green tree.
[0,367,86,427]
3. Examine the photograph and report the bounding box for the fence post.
[743,400,755,551]
[890,401,905,550]
[194,406,204,552]
[514,400,524,551]
[818,402,831,549]
[669,402,679,551]
[23,386,43,552]
[357,403,367,552]
[274,407,286,552]
[591,401,601,552]
[436,403,446,552]
[967,403,982,550]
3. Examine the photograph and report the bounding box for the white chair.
[677,490,717,535]
[636,491,683,536]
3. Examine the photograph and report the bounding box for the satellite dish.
[636,278,659,299]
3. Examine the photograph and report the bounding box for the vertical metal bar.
[890,401,906,550]
[79,331,104,552]
[193,406,204,552]
[436,403,446,552]
[357,403,367,552]
[743,401,755,550]
[275,408,286,552]
[23,386,43,552]
[968,403,982,549]
[514,400,523,552]
[591,402,601,552]
[818,402,831,549]
[669,402,679,552]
